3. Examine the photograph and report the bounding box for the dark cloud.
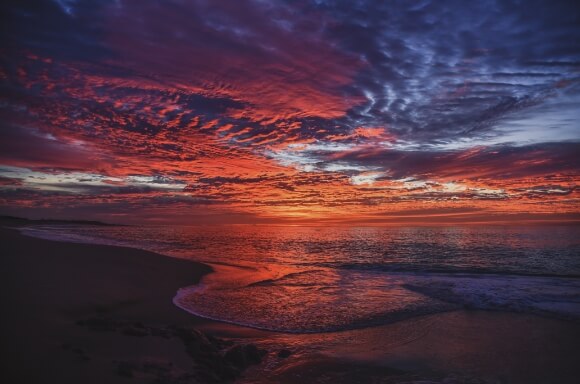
[316,0,580,143]
[0,176,22,186]
[0,0,578,223]
[3,0,579,146]
[0,122,113,171]
[312,142,580,180]
[0,0,111,60]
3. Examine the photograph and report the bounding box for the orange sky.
[0,0,579,225]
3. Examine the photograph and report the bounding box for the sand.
[0,227,244,383]
[2,226,579,384]
[230,310,580,383]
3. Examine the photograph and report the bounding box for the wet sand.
[227,310,580,383]
[2,226,579,383]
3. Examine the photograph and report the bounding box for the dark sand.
[2,226,580,383]
[229,310,580,383]
[0,227,237,383]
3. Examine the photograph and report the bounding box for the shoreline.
[2,225,580,383]
[0,226,266,383]
[1,226,214,324]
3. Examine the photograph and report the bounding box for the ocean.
[21,224,580,333]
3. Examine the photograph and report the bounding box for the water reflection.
[21,224,580,332]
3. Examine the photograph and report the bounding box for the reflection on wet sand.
[200,311,580,384]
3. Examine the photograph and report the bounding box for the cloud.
[0,0,579,223]
[311,142,580,180]
[0,123,114,171]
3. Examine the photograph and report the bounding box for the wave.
[402,274,580,321]
[247,269,326,287]
[18,227,124,247]
[173,287,453,334]
[174,269,580,333]
[304,261,580,279]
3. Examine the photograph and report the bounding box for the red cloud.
[104,0,365,124]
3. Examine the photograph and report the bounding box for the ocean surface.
[20,225,580,333]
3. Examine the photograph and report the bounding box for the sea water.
[21,225,580,332]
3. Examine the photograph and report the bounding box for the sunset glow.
[1,0,579,225]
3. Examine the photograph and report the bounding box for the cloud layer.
[0,0,579,224]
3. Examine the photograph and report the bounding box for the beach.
[3,0,580,382]
[0,226,263,383]
[2,226,580,384]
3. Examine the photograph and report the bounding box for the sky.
[0,0,579,225]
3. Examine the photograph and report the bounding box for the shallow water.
[20,225,580,332]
